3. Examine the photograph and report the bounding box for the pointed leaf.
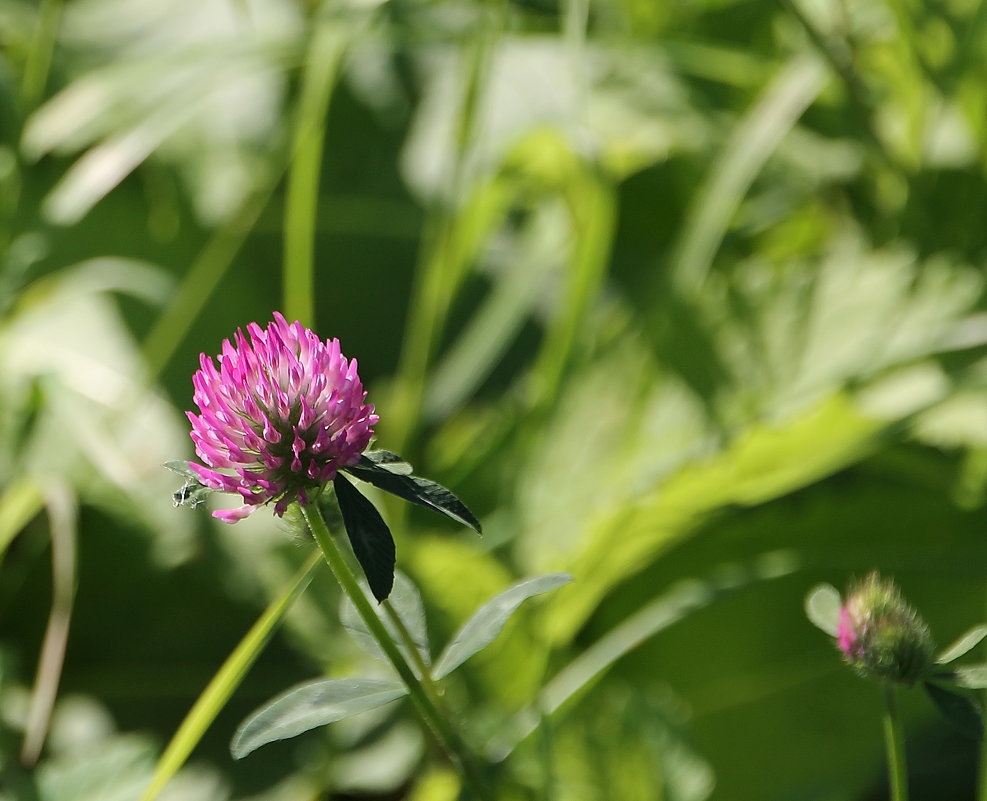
[804,583,842,637]
[340,572,431,669]
[924,681,984,740]
[333,474,396,602]
[364,450,414,474]
[342,457,482,533]
[231,678,407,759]
[433,573,572,680]
[937,625,987,664]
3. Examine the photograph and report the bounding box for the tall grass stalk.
[138,552,322,801]
[282,23,346,328]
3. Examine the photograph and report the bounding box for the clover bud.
[836,572,935,684]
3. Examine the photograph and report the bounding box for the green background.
[2,0,987,798]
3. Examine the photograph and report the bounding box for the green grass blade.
[141,175,283,380]
[20,0,63,109]
[669,55,827,295]
[488,550,799,760]
[528,171,615,410]
[282,23,346,328]
[138,550,322,801]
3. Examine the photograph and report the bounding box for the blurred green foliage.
[2,0,987,798]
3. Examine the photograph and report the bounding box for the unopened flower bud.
[836,573,935,684]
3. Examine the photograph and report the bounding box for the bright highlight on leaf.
[231,678,408,759]
[936,624,987,664]
[804,583,841,637]
[343,452,483,533]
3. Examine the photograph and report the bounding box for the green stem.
[882,683,909,801]
[381,598,433,685]
[380,599,461,732]
[388,11,503,458]
[299,503,491,800]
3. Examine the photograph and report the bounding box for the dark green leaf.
[804,584,841,637]
[433,573,572,679]
[343,456,482,533]
[937,625,987,664]
[230,678,407,759]
[924,681,984,740]
[363,450,413,474]
[333,474,395,602]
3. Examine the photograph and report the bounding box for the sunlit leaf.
[433,573,572,680]
[936,624,987,664]
[230,678,407,759]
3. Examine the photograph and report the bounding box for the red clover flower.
[172,312,480,600]
[186,312,377,523]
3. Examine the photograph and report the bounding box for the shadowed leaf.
[343,455,481,533]
[333,474,395,602]
[924,681,984,740]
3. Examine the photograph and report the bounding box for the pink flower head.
[186,313,378,523]
[837,606,863,659]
